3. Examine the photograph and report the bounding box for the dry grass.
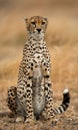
[0,0,78,129]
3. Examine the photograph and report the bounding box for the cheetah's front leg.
[43,67,55,120]
[17,68,35,123]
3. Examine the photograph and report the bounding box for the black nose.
[36,28,41,33]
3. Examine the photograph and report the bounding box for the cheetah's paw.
[25,118,36,124]
[16,116,24,123]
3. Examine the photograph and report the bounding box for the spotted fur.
[7,16,70,123]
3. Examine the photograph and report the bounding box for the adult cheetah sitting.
[7,16,70,123]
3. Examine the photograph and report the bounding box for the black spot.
[27,84,30,87]
[44,75,49,78]
[28,106,32,109]
[27,89,31,93]
[10,100,13,103]
[9,90,12,92]
[8,100,10,104]
[28,110,33,113]
[33,48,36,50]
[27,93,31,97]
[37,56,40,58]
[28,76,32,79]
[27,73,29,76]
[49,99,52,102]
[48,97,50,100]
[11,93,14,96]
[11,103,14,106]
[22,87,24,90]
[48,83,51,86]
[45,87,48,90]
[23,94,26,98]
[12,97,15,100]
[31,63,33,66]
[25,81,27,84]
[51,108,53,111]
[31,67,33,70]
[27,100,30,103]
[19,91,22,94]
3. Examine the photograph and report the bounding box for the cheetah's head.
[24,16,48,38]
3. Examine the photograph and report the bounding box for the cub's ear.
[24,17,28,23]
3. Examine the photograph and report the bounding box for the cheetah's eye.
[31,22,35,25]
[42,22,45,25]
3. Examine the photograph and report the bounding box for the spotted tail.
[54,88,70,114]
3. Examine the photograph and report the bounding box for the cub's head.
[24,16,48,37]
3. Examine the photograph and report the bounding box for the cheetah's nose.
[36,28,41,33]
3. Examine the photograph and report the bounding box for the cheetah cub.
[7,16,70,123]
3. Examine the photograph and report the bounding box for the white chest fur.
[32,56,45,115]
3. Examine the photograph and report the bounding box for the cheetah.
[7,16,70,123]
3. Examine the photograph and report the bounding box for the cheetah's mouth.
[31,31,44,39]
[38,32,40,34]
[35,30,43,35]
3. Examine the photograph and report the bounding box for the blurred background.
[0,0,78,105]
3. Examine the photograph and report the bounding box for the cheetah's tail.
[53,88,70,114]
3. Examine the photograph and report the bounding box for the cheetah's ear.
[44,17,48,22]
[24,17,28,24]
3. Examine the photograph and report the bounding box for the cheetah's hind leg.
[7,86,17,115]
[7,86,26,122]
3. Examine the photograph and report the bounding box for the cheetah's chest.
[32,54,45,115]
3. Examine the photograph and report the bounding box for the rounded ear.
[24,17,28,23]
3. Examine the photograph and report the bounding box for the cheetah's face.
[24,16,48,37]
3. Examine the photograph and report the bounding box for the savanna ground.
[0,0,78,129]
